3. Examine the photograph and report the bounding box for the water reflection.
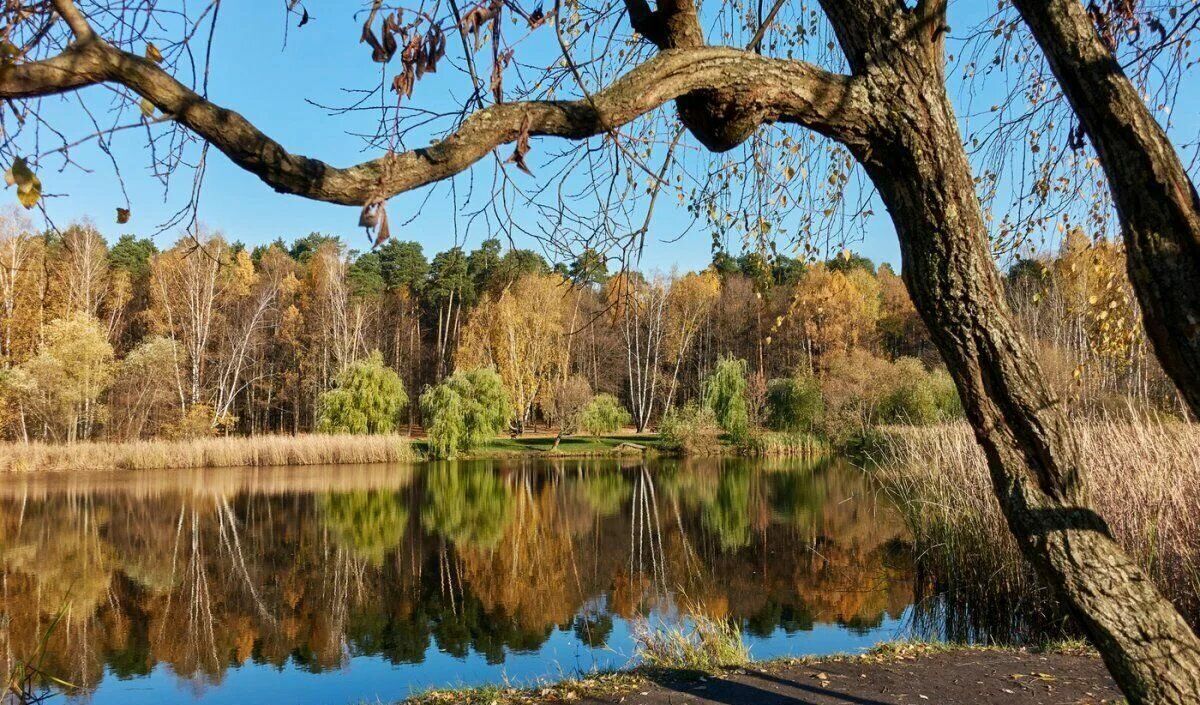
[0,457,912,705]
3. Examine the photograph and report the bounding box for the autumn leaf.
[139,97,155,117]
[507,113,533,175]
[8,157,41,209]
[116,207,131,224]
[145,43,163,63]
[299,7,310,27]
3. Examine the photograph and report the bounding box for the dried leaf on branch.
[507,113,534,175]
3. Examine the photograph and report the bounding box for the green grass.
[413,433,671,459]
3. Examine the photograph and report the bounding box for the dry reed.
[0,434,415,472]
[872,418,1200,621]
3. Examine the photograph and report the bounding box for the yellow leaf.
[139,97,155,117]
[10,157,40,209]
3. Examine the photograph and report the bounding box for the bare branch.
[0,43,867,206]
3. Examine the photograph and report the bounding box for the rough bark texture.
[819,2,1200,703]
[1012,0,1200,419]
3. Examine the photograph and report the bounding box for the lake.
[0,457,917,705]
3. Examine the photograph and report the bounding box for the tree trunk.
[837,7,1200,699]
[1011,0,1200,419]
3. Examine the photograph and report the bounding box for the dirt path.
[580,651,1120,705]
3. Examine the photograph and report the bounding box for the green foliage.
[420,383,466,459]
[346,251,386,297]
[419,368,511,459]
[765,376,823,433]
[929,368,964,420]
[319,491,408,565]
[108,234,157,279]
[659,401,723,456]
[567,248,609,286]
[826,252,875,275]
[317,352,408,435]
[288,232,342,262]
[377,240,428,292]
[578,393,631,437]
[702,356,750,441]
[878,358,962,425]
[421,464,513,548]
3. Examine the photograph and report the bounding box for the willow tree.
[3,0,1200,700]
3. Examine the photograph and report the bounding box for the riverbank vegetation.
[0,217,1174,464]
[0,433,415,472]
[871,418,1200,637]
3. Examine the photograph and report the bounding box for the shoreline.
[0,429,831,473]
[400,642,1114,705]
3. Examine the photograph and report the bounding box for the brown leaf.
[359,202,380,230]
[491,49,513,103]
[145,42,163,63]
[507,113,533,175]
[116,207,131,224]
[527,6,547,28]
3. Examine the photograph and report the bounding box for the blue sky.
[19,1,1199,272]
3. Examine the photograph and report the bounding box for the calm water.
[0,457,917,705]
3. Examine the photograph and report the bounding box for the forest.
[0,214,1175,447]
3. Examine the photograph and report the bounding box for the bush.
[659,401,723,456]
[765,375,823,433]
[929,368,964,420]
[878,359,963,425]
[419,367,511,459]
[317,351,408,434]
[578,393,631,436]
[702,356,750,441]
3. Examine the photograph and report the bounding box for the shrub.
[702,356,750,441]
[317,351,408,434]
[929,368,964,420]
[419,367,511,459]
[578,393,631,436]
[765,375,824,433]
[659,401,723,456]
[878,358,940,425]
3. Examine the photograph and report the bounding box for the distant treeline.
[0,212,1178,443]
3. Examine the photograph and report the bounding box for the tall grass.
[871,418,1200,636]
[739,430,830,458]
[0,434,415,472]
[632,605,750,671]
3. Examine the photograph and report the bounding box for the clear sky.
[17,1,1200,272]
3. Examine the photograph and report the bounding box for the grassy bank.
[0,433,415,472]
[870,419,1200,628]
[429,432,671,458]
[0,427,833,473]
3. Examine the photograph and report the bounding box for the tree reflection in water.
[0,458,915,702]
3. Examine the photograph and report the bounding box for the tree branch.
[0,43,867,205]
[51,0,95,43]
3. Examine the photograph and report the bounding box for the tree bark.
[1012,0,1200,419]
[821,3,1200,701]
